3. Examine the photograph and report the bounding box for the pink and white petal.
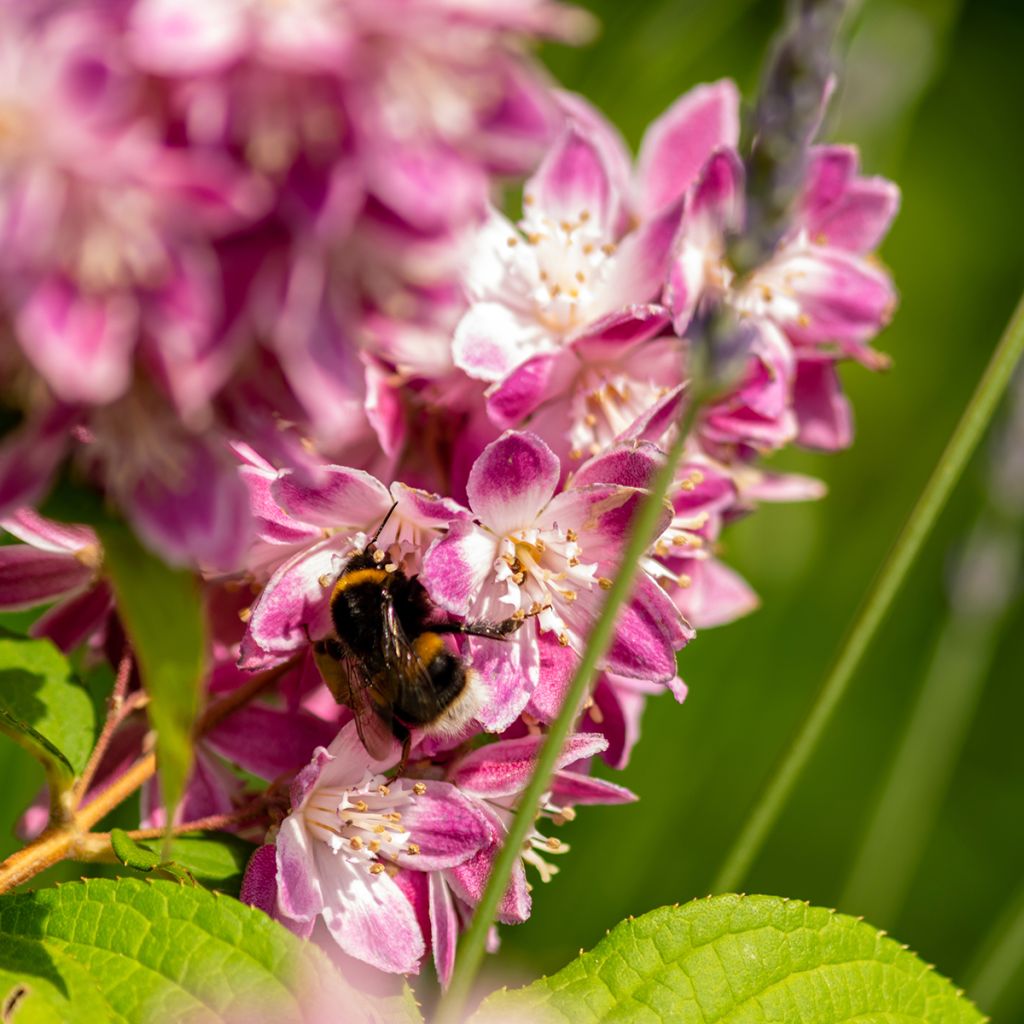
[619,383,686,446]
[466,632,537,733]
[587,675,646,770]
[273,465,392,532]
[240,539,341,668]
[364,360,406,460]
[486,352,569,429]
[550,769,637,806]
[275,815,323,922]
[452,733,608,799]
[392,484,471,530]
[572,305,672,350]
[594,201,684,314]
[316,720,400,791]
[466,431,561,536]
[428,872,460,989]
[126,435,252,571]
[317,849,425,975]
[556,91,634,213]
[772,249,896,348]
[31,583,113,652]
[1,509,95,554]
[460,208,540,303]
[205,705,336,780]
[571,442,663,490]
[391,783,492,871]
[603,573,693,681]
[637,80,741,216]
[793,359,854,451]
[446,845,531,925]
[689,148,745,229]
[0,547,91,610]
[675,557,759,629]
[741,470,827,503]
[801,147,899,253]
[525,631,578,722]
[452,303,547,384]
[17,278,137,406]
[128,0,249,74]
[524,126,616,232]
[239,465,321,547]
[422,523,499,617]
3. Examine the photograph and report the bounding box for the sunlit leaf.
[0,631,97,790]
[472,895,984,1023]
[0,878,421,1024]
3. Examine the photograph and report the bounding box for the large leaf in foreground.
[0,877,421,1024]
[472,894,984,1023]
[97,520,206,826]
[0,630,96,785]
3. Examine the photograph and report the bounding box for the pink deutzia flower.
[243,722,493,974]
[422,431,692,731]
[397,732,634,986]
[668,144,899,452]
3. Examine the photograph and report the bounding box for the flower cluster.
[0,0,898,989]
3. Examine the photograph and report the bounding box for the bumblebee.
[313,505,526,768]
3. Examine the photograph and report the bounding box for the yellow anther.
[354,800,369,813]
[372,549,386,564]
[378,784,390,797]
[407,843,420,855]
[238,607,252,623]
[598,577,613,590]
[369,840,381,852]
[350,837,363,850]
[370,863,385,875]
[558,633,570,647]
[506,236,519,247]
[412,782,427,796]
[546,836,562,851]
[566,528,578,542]
[677,574,692,589]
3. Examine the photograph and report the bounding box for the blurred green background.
[3,0,1024,1018]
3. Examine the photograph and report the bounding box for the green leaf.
[125,832,256,895]
[0,631,97,786]
[0,877,421,1024]
[472,895,984,1024]
[96,520,206,828]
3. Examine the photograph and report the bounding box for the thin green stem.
[711,286,1024,894]
[437,391,708,1024]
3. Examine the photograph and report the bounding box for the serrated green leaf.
[0,878,421,1024]
[134,833,257,895]
[0,631,97,784]
[96,520,206,828]
[471,895,984,1024]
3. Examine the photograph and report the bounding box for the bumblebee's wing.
[380,590,442,725]
[312,640,397,762]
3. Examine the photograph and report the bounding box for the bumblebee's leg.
[432,605,544,641]
[390,720,412,777]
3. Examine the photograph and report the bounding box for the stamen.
[412,782,427,796]
[370,863,385,875]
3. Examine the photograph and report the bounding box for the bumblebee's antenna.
[367,501,399,549]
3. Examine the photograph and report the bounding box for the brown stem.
[73,651,134,805]
[0,828,78,892]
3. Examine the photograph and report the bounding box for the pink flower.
[249,722,493,974]
[0,508,112,651]
[422,432,692,730]
[667,144,899,452]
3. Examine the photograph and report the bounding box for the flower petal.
[392,782,493,871]
[674,557,760,629]
[524,126,616,232]
[467,431,561,537]
[0,546,91,611]
[318,847,425,974]
[452,302,547,383]
[274,465,392,532]
[452,733,608,798]
[637,80,741,215]
[550,769,637,805]
[17,278,137,405]
[793,359,854,450]
[446,843,531,925]
[422,523,499,617]
[429,872,459,989]
[1,509,96,553]
[241,844,279,917]
[31,583,113,652]
[275,814,323,922]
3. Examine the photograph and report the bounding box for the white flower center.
[492,523,598,647]
[512,202,618,336]
[567,368,671,460]
[303,774,425,875]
